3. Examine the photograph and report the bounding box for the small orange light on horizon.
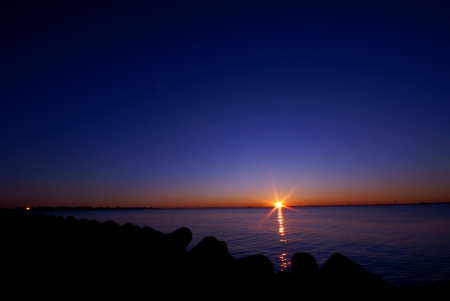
[275,201,283,209]
[26,207,30,211]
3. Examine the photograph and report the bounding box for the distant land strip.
[6,201,450,212]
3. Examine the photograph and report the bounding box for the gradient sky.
[1,0,450,208]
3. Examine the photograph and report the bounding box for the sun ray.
[259,182,304,221]
[281,186,296,204]
[271,181,279,202]
[263,206,278,220]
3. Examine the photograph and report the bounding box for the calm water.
[42,204,450,287]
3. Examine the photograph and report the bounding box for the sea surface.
[40,203,450,287]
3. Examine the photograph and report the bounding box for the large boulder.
[320,253,392,295]
[188,236,234,280]
[234,254,275,281]
[291,252,319,282]
[166,227,192,251]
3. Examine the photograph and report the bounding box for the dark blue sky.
[1,1,450,208]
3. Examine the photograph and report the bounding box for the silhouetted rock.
[65,215,77,223]
[407,280,450,298]
[166,227,192,250]
[234,254,275,281]
[291,252,319,281]
[141,226,164,240]
[320,253,392,295]
[188,236,234,279]
[274,270,294,288]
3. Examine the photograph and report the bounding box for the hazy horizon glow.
[1,1,450,209]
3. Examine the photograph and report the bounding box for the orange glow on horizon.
[3,181,450,209]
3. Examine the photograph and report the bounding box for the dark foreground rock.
[1,209,448,297]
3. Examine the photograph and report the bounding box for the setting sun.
[275,201,283,209]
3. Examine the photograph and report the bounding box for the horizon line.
[7,201,450,212]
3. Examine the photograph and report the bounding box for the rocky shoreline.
[2,209,448,297]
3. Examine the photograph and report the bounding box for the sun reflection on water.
[277,207,290,270]
[278,207,284,236]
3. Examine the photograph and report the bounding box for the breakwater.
[2,210,448,297]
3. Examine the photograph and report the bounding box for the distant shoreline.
[8,201,450,212]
